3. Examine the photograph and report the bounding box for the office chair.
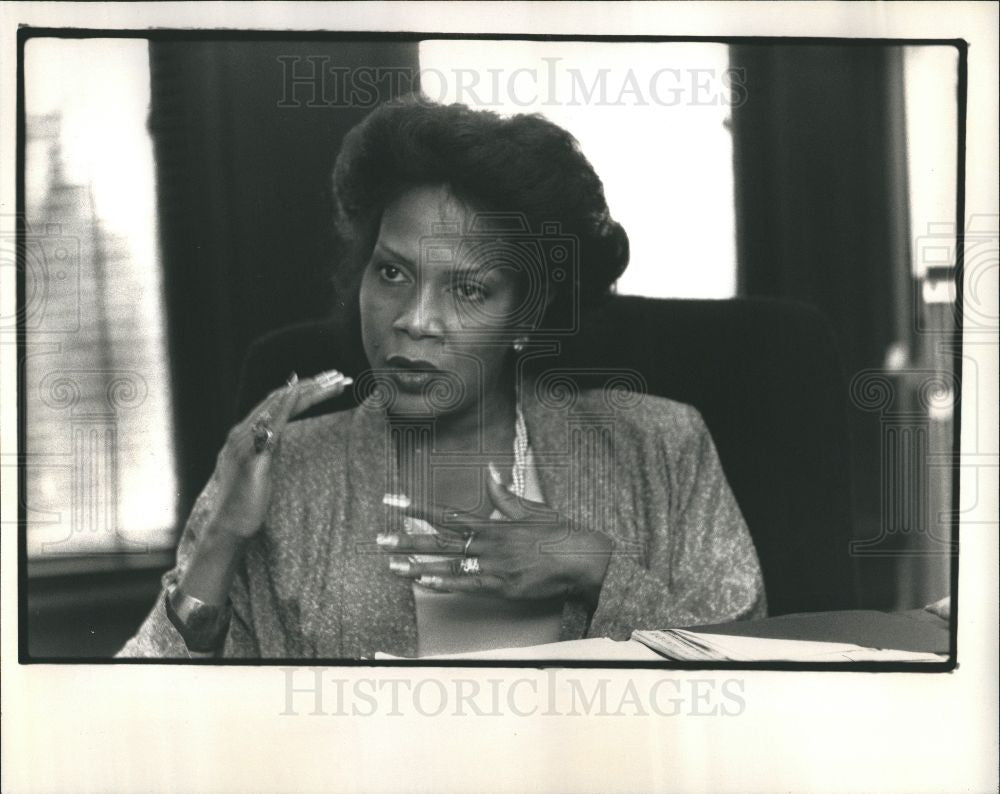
[236,295,860,616]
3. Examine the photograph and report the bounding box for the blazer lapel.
[521,377,606,640]
[336,397,418,658]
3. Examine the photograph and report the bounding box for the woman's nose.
[392,286,447,339]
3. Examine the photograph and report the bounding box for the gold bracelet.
[164,583,232,653]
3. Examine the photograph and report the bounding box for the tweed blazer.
[118,381,766,659]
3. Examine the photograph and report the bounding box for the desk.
[690,609,949,654]
[378,608,950,661]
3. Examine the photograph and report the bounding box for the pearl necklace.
[511,401,529,497]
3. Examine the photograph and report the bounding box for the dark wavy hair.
[331,95,629,331]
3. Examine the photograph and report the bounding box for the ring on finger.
[251,412,277,454]
[459,557,481,576]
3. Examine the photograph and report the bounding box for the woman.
[119,97,765,659]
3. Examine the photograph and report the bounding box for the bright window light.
[903,46,959,297]
[418,40,738,299]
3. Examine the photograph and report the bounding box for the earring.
[513,336,528,353]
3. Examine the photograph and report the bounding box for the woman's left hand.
[378,472,612,606]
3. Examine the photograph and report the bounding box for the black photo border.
[15,27,967,673]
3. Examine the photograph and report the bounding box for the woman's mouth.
[389,370,435,392]
[385,355,443,393]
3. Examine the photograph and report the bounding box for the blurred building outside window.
[22,39,177,571]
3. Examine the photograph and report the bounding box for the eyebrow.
[373,241,413,264]
[374,240,513,282]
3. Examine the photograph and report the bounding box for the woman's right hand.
[174,368,352,630]
[205,369,353,541]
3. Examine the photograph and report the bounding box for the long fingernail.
[376,533,399,548]
[402,517,423,535]
[286,371,298,387]
[417,575,442,587]
[315,372,343,388]
[488,462,503,484]
[389,557,411,575]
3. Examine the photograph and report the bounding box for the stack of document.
[375,638,665,661]
[630,628,947,662]
[375,611,949,661]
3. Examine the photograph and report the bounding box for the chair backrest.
[236,295,859,615]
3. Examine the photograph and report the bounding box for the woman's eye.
[452,281,489,302]
[377,263,409,283]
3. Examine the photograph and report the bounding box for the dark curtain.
[148,40,420,518]
[730,45,913,608]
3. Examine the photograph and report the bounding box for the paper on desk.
[374,637,665,661]
[631,629,947,662]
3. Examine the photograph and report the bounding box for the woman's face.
[358,184,530,416]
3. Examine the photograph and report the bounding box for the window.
[889,45,962,606]
[23,39,176,565]
[418,40,738,299]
